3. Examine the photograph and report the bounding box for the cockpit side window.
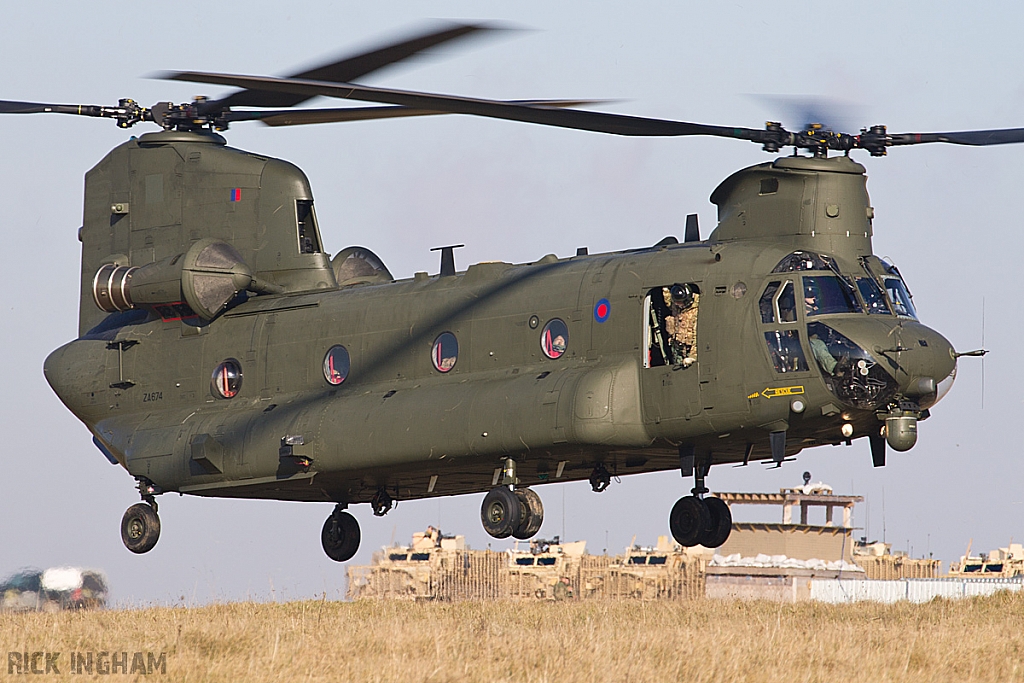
[644,283,700,368]
[759,281,780,323]
[777,281,797,322]
[884,277,918,319]
[856,277,891,315]
[803,275,860,316]
[764,330,808,373]
[296,199,322,254]
[759,280,809,374]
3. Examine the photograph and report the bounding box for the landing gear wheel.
[669,496,710,547]
[121,503,160,554]
[321,509,360,562]
[701,497,733,548]
[512,488,544,540]
[481,486,522,539]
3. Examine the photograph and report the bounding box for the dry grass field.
[3,594,1024,682]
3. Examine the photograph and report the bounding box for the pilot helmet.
[669,283,693,308]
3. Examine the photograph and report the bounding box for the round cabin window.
[432,332,459,373]
[323,345,351,385]
[541,319,569,359]
[211,359,242,398]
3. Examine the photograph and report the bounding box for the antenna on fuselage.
[684,214,700,243]
[431,244,465,277]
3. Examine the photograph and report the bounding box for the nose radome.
[890,329,957,410]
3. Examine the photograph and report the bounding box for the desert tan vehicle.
[507,538,587,600]
[596,537,707,600]
[948,541,1024,578]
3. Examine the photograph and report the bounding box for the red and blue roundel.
[594,298,611,323]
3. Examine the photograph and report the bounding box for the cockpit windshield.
[856,278,891,315]
[803,276,860,316]
[884,277,918,319]
[864,258,919,320]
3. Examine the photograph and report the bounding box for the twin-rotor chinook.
[11,23,1003,561]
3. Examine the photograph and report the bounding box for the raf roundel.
[594,298,611,323]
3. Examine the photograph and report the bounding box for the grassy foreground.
[3,594,1023,682]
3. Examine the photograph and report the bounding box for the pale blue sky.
[2,1,1021,604]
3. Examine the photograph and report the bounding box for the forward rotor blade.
[888,128,1024,147]
[225,99,609,127]
[211,22,503,111]
[0,100,103,115]
[162,71,763,140]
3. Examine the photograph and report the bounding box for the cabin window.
[802,276,859,316]
[537,557,556,566]
[323,345,351,385]
[211,359,243,398]
[856,278,891,315]
[432,332,459,373]
[541,319,569,359]
[764,330,808,373]
[643,284,700,368]
[516,557,536,566]
[296,199,322,254]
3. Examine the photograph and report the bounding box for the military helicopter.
[8,22,1001,562]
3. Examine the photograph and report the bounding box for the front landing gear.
[121,503,160,554]
[322,505,360,562]
[669,447,733,548]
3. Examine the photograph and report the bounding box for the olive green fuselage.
[43,134,958,506]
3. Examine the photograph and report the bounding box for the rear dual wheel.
[322,510,360,562]
[669,496,732,548]
[513,488,544,540]
[481,486,544,540]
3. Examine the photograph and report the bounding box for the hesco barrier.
[347,547,706,601]
[810,577,1024,603]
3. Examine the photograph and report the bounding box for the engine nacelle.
[92,239,269,321]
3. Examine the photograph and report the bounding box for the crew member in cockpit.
[809,330,837,375]
[804,282,820,316]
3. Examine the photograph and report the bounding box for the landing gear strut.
[370,487,393,517]
[121,477,162,554]
[589,464,611,492]
[322,504,360,562]
[669,447,732,548]
[481,458,544,540]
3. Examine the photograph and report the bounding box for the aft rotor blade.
[163,71,763,140]
[211,22,503,111]
[887,128,1024,147]
[225,99,610,127]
